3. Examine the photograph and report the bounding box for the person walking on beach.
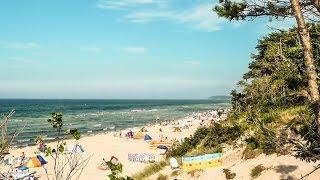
[159,128,163,141]
[20,152,26,165]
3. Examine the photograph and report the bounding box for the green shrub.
[170,170,181,177]
[250,165,265,179]
[223,168,236,179]
[167,123,243,157]
[202,123,243,148]
[245,137,260,150]
[242,146,262,160]
[156,174,168,180]
[167,127,210,157]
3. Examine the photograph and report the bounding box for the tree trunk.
[291,0,320,134]
[311,0,320,13]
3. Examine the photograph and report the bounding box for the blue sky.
[0,0,294,99]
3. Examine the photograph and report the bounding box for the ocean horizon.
[0,98,230,146]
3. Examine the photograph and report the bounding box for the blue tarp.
[37,155,47,165]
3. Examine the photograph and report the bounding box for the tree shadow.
[275,165,298,180]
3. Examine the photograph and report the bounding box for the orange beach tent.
[26,157,42,168]
[134,131,145,139]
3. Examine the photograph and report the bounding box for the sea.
[0,99,230,146]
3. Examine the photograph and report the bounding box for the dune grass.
[156,174,168,180]
[251,164,266,179]
[132,160,168,180]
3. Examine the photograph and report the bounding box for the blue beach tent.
[144,134,152,141]
[36,155,47,165]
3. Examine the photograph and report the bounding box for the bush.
[167,127,210,157]
[250,165,265,179]
[167,123,243,157]
[156,174,168,180]
[223,168,236,179]
[202,123,243,148]
[187,169,203,178]
[242,146,262,160]
[245,137,260,150]
[170,170,181,177]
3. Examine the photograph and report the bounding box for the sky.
[0,0,295,99]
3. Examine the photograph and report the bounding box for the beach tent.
[36,155,47,165]
[170,157,179,169]
[134,131,144,139]
[149,140,173,148]
[157,145,168,149]
[173,127,182,132]
[26,157,42,168]
[126,131,134,138]
[144,134,152,141]
[68,144,85,153]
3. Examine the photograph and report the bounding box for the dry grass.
[132,160,168,180]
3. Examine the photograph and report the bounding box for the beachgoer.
[20,152,26,165]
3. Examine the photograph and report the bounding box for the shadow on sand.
[275,165,298,180]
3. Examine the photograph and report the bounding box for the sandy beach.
[2,112,320,180]
[2,116,201,179]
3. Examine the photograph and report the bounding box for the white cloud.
[123,4,224,32]
[97,0,226,32]
[122,46,148,54]
[0,40,41,49]
[80,46,102,53]
[97,0,163,10]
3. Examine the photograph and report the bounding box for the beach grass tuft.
[187,169,203,178]
[156,174,168,180]
[223,168,236,179]
[170,170,181,177]
[251,164,266,178]
[132,160,168,180]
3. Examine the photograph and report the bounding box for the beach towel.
[18,166,29,171]
[128,153,155,163]
[182,153,222,171]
